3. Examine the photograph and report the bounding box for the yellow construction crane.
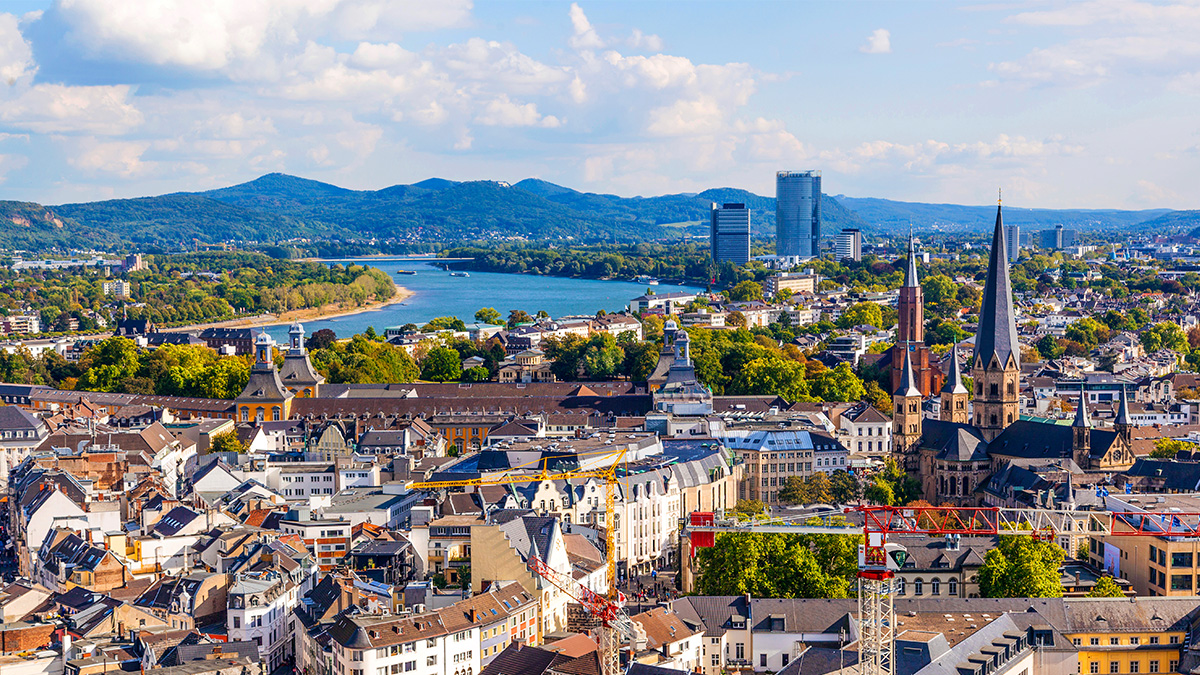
[410,448,633,675]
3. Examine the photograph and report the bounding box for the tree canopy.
[978,535,1065,598]
[694,528,858,599]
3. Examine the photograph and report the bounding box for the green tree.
[803,472,832,504]
[76,337,141,392]
[474,307,503,325]
[809,362,867,402]
[694,531,856,598]
[423,316,467,332]
[210,431,247,453]
[1066,317,1110,348]
[778,476,807,505]
[507,309,533,328]
[729,356,810,401]
[1036,334,1065,360]
[1086,575,1125,598]
[462,366,490,382]
[1150,437,1191,459]
[837,302,884,329]
[863,476,895,505]
[978,535,1065,598]
[726,280,763,302]
[829,470,860,503]
[420,346,463,381]
[582,334,624,380]
[732,500,768,519]
[1142,322,1188,353]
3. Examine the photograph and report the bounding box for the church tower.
[235,330,294,423]
[891,234,943,396]
[972,197,1022,441]
[893,349,924,467]
[1072,384,1092,468]
[940,343,969,423]
[279,322,325,398]
[1115,385,1133,447]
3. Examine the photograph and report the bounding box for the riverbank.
[164,285,413,333]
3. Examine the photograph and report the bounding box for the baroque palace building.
[894,199,1137,506]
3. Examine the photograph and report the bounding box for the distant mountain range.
[0,172,1190,253]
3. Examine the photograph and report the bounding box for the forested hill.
[0,172,1182,252]
[836,196,1171,234]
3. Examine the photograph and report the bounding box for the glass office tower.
[776,170,821,257]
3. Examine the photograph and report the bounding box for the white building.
[835,229,862,261]
[228,566,312,671]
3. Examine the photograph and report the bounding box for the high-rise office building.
[835,228,862,261]
[1038,224,1078,250]
[1004,225,1020,262]
[776,170,821,258]
[710,202,751,264]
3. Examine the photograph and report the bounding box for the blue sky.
[0,0,1198,209]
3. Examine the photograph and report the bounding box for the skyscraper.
[776,170,821,258]
[835,229,861,261]
[710,202,751,265]
[1004,225,1020,262]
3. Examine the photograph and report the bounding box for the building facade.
[835,228,861,261]
[710,202,751,265]
[775,170,821,258]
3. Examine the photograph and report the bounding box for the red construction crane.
[687,504,1200,675]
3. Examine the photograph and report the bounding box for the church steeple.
[971,197,1022,441]
[1072,384,1092,468]
[940,343,969,424]
[974,200,1021,371]
[903,231,919,288]
[893,349,924,459]
[1115,385,1133,446]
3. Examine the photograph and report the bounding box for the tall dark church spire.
[973,199,1021,370]
[971,195,1022,441]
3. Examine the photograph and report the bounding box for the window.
[914,579,923,595]
[931,580,941,595]
[1110,663,1119,674]
[404,663,416,673]
[760,655,767,667]
[1130,637,1140,645]
[1170,635,1180,644]
[1073,638,1082,647]
[1090,662,1099,674]
[1172,552,1193,567]
[1109,638,1119,645]
[1090,637,1100,646]
[233,617,241,628]
[1149,636,1159,645]
[781,654,789,667]
[1171,661,1179,672]
[1149,661,1159,673]
[948,579,958,596]
[735,644,744,660]
[1130,661,1139,673]
[427,657,437,667]
[711,656,719,667]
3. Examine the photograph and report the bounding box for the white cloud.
[0,13,34,85]
[859,28,891,55]
[0,84,143,135]
[994,0,1200,86]
[68,139,151,177]
[476,95,560,128]
[568,3,604,50]
[626,29,663,52]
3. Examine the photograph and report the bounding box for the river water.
[265,257,703,342]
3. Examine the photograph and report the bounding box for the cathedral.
[892,200,1137,506]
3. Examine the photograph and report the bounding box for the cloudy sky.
[1,0,1198,209]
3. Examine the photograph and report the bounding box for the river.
[265,257,703,342]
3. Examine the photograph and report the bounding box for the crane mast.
[687,504,1200,675]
